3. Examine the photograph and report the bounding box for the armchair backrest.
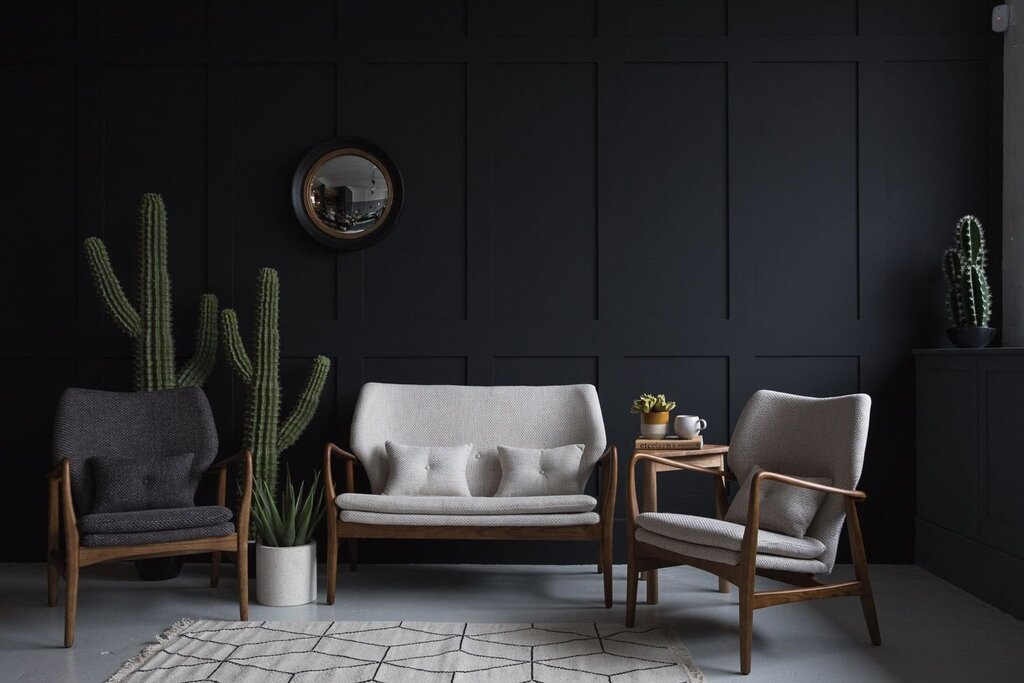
[728,390,871,571]
[52,387,219,513]
[350,383,607,495]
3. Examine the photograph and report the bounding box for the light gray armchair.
[625,390,879,674]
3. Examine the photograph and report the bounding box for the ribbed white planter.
[256,542,317,606]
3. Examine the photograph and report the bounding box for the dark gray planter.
[946,326,997,349]
[135,556,185,581]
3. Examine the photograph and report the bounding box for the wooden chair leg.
[210,551,221,588]
[47,480,59,607]
[237,544,249,621]
[626,558,639,627]
[718,577,731,594]
[738,578,754,675]
[327,532,339,605]
[646,566,659,604]
[348,538,358,572]
[846,499,881,645]
[63,554,79,648]
[601,538,613,608]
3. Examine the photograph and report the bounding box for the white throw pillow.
[724,465,832,538]
[382,441,473,497]
[494,444,585,497]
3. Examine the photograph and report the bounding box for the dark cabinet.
[915,349,1024,618]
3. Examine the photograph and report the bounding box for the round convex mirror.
[291,137,404,249]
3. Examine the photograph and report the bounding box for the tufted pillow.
[495,444,585,497]
[90,452,196,513]
[382,441,473,497]
[724,465,831,538]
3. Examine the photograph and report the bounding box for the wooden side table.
[637,442,730,604]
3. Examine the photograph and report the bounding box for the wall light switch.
[993,4,1009,33]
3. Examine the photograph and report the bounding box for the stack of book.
[635,435,703,450]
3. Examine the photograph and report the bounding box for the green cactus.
[221,267,330,497]
[84,193,219,391]
[943,215,992,328]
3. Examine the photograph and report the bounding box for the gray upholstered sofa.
[323,383,616,605]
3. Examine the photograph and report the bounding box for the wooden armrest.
[324,442,358,462]
[596,445,615,465]
[204,449,252,475]
[323,442,358,506]
[47,458,68,480]
[753,470,866,501]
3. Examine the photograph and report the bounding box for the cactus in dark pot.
[84,193,218,390]
[943,215,992,328]
[221,267,331,497]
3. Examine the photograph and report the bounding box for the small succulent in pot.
[942,215,996,348]
[631,393,676,439]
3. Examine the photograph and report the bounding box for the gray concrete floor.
[1,562,1022,682]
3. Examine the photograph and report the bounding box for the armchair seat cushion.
[336,493,597,516]
[635,528,829,575]
[81,523,235,547]
[340,510,600,527]
[78,505,233,535]
[636,512,826,560]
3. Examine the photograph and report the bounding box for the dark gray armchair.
[47,387,252,647]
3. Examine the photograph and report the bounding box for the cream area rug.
[108,619,704,682]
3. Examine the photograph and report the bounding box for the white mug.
[674,415,707,438]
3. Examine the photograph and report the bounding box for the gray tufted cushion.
[635,528,829,574]
[350,384,606,496]
[382,442,473,496]
[340,510,600,527]
[495,444,584,497]
[81,523,235,547]
[726,390,870,573]
[78,506,233,534]
[52,387,219,514]
[724,465,831,538]
[91,452,196,513]
[337,493,596,515]
[636,512,826,560]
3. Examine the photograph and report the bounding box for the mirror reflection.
[306,152,390,234]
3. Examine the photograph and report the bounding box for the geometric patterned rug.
[107,620,704,682]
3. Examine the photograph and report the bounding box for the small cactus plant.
[84,193,218,391]
[942,215,992,329]
[630,393,676,414]
[221,267,330,498]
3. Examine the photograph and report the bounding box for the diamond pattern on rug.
[108,620,703,682]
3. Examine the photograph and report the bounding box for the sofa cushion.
[81,522,235,547]
[382,441,473,497]
[724,465,831,538]
[78,505,233,534]
[494,444,584,497]
[336,493,597,516]
[91,452,196,513]
[340,510,600,527]
[636,512,826,560]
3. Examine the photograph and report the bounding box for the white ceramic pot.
[256,541,317,606]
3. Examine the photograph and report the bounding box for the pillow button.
[474,454,481,459]
[424,465,430,471]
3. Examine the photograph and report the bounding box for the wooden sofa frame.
[323,442,618,607]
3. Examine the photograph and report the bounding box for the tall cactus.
[84,193,219,390]
[221,267,330,496]
[943,215,992,328]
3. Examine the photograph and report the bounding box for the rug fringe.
[660,623,705,683]
[105,617,195,683]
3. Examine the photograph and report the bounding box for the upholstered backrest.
[350,383,607,496]
[52,387,219,514]
[728,390,871,571]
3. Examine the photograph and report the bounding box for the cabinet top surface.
[913,347,1024,356]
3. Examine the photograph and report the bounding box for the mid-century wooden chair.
[47,387,252,647]
[625,390,880,674]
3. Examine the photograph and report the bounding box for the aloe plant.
[251,468,326,547]
[630,393,676,414]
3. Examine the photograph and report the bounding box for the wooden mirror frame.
[291,137,404,250]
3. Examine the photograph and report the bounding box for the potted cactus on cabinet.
[630,393,676,439]
[943,215,996,348]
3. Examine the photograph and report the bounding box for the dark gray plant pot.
[135,556,185,581]
[946,326,996,349]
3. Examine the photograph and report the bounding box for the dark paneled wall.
[0,1,1001,563]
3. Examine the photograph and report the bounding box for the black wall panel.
[0,0,1003,563]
